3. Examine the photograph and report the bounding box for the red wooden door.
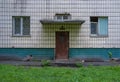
[55,31,69,59]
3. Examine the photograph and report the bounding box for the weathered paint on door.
[55,31,69,59]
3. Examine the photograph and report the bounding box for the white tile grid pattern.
[0,0,120,48]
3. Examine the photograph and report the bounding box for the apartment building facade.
[0,0,120,60]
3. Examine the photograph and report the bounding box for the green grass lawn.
[0,65,120,82]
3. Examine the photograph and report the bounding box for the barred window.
[12,16,30,36]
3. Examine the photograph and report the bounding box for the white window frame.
[90,17,108,37]
[54,14,71,21]
[12,16,30,36]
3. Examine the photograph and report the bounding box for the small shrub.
[41,60,51,67]
[108,51,112,59]
[75,62,83,67]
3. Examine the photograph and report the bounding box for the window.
[12,16,30,36]
[90,17,108,36]
[55,14,71,20]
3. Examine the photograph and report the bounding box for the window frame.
[90,16,108,37]
[54,14,71,21]
[12,16,30,37]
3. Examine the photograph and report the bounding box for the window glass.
[14,17,21,35]
[63,15,68,20]
[90,17,98,22]
[55,14,71,20]
[23,17,30,35]
[57,15,62,20]
[91,23,97,34]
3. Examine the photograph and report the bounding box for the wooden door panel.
[55,32,69,59]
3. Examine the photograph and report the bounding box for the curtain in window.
[98,17,108,36]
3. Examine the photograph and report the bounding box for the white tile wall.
[0,0,120,48]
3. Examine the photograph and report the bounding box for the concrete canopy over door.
[40,19,85,60]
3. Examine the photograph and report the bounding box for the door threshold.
[55,59,69,63]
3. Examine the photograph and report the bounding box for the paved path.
[0,60,120,67]
[0,61,42,66]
